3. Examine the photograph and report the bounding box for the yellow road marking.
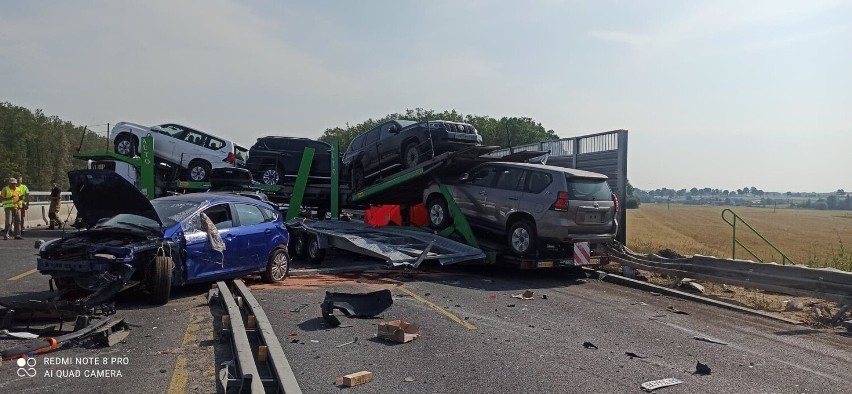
[8,268,37,281]
[397,285,477,330]
[167,310,201,394]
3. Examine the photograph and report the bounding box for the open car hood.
[68,169,162,228]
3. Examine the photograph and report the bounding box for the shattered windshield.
[97,214,161,232]
[151,200,204,228]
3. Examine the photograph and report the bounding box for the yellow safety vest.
[1,186,20,209]
[16,184,28,208]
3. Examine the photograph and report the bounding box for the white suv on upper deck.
[110,122,248,182]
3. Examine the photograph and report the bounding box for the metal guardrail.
[721,208,794,265]
[608,246,852,321]
[211,280,302,394]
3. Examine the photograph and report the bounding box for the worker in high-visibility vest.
[2,177,22,240]
[16,176,29,234]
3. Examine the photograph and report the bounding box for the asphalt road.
[2,229,851,393]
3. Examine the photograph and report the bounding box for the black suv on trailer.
[246,137,334,185]
[342,119,482,190]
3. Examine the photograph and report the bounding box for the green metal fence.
[721,208,794,265]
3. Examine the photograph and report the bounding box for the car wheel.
[403,142,421,169]
[426,196,451,230]
[53,276,88,298]
[261,166,282,185]
[507,219,536,256]
[148,256,174,305]
[262,248,289,283]
[114,134,137,156]
[351,168,365,191]
[307,235,326,265]
[188,161,212,182]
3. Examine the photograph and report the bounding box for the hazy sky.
[1,1,849,192]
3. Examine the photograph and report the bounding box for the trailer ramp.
[287,220,485,267]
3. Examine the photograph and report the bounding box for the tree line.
[1,102,107,191]
[319,108,559,150]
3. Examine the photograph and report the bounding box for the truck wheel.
[148,256,174,305]
[402,142,421,169]
[507,219,536,256]
[188,160,212,182]
[114,134,137,156]
[290,233,308,260]
[307,235,326,265]
[262,248,289,283]
[261,165,282,185]
[426,196,451,230]
[351,168,365,191]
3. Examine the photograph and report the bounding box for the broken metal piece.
[626,352,646,359]
[693,336,728,346]
[335,337,359,348]
[0,329,38,339]
[582,341,598,349]
[666,306,690,315]
[290,304,309,313]
[640,378,683,392]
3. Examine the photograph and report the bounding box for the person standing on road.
[16,176,29,234]
[2,177,22,240]
[48,180,62,230]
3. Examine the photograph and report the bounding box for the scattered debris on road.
[335,337,359,348]
[626,352,646,359]
[377,320,420,343]
[667,305,690,315]
[650,292,662,296]
[582,341,598,349]
[290,303,309,313]
[0,329,38,339]
[694,361,712,375]
[489,294,497,300]
[512,290,535,300]
[682,281,705,294]
[404,376,415,382]
[507,304,516,308]
[575,279,589,285]
[542,294,548,300]
[640,377,683,392]
[341,370,373,387]
[321,289,393,327]
[693,336,728,346]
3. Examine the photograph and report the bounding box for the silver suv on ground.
[423,162,618,256]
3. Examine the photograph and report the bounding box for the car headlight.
[37,238,61,253]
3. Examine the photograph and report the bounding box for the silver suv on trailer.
[423,162,618,256]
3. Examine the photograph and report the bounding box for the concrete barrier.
[20,201,77,230]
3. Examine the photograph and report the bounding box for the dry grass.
[627,205,852,271]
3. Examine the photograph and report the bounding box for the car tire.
[402,142,421,169]
[261,165,282,185]
[188,160,212,182]
[507,219,536,256]
[262,248,289,283]
[114,134,137,156]
[148,256,174,305]
[426,196,451,230]
[351,167,365,191]
[307,235,326,265]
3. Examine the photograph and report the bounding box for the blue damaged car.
[37,170,290,305]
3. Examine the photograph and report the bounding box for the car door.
[455,165,500,226]
[232,202,271,271]
[491,166,526,229]
[377,122,399,168]
[360,128,382,177]
[524,170,556,221]
[182,203,243,281]
[155,124,184,163]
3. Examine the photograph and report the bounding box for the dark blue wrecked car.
[37,170,290,305]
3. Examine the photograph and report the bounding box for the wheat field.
[626,204,852,271]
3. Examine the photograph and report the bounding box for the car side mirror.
[459,173,469,182]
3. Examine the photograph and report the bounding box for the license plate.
[536,261,554,268]
[584,213,601,222]
[455,133,478,141]
[588,257,600,265]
